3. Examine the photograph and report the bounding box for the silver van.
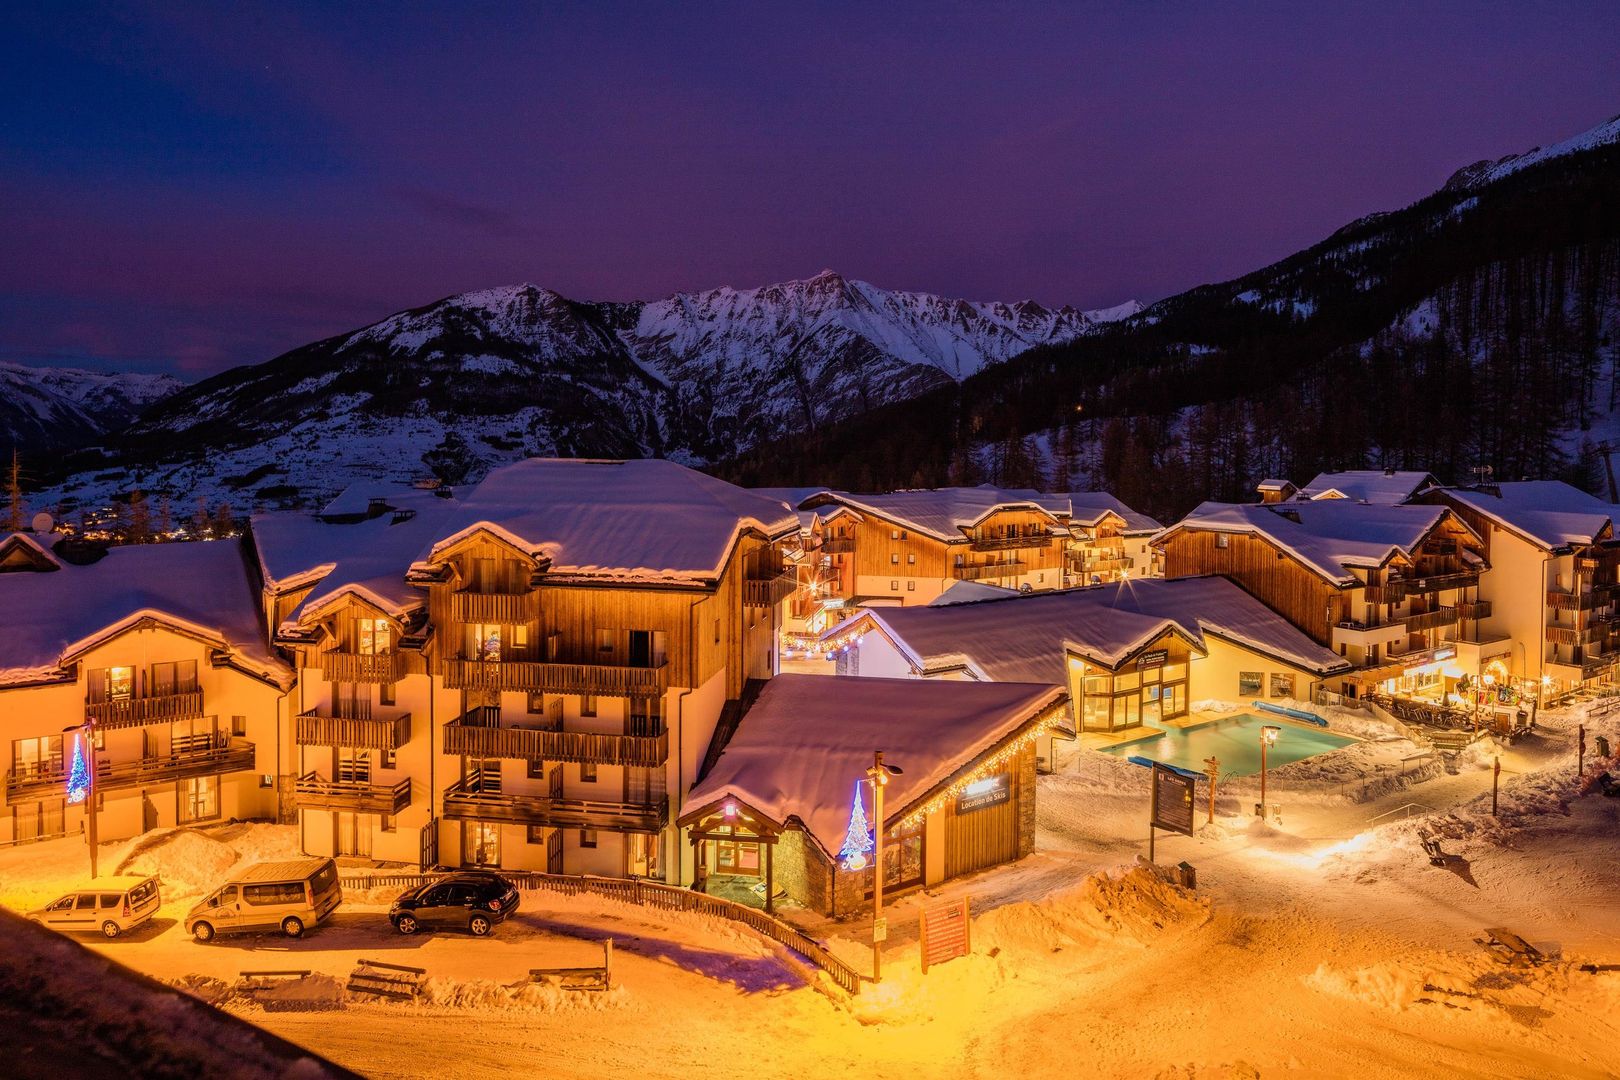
[185,858,342,942]
[29,875,162,938]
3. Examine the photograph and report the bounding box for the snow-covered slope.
[34,274,1131,512]
[0,361,183,454]
[1444,112,1620,191]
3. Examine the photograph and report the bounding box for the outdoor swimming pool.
[1099,713,1355,775]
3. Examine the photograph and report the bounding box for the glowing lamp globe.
[1261,725,1281,747]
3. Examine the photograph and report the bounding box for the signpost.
[919,897,971,973]
[1148,763,1195,863]
[1203,756,1220,824]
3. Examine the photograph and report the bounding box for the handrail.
[337,868,863,994]
[1368,801,1434,824]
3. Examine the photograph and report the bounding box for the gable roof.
[1154,500,1466,586]
[0,533,61,572]
[419,459,799,585]
[0,539,287,687]
[1297,470,1438,504]
[252,504,458,630]
[1056,491,1162,534]
[682,674,1064,855]
[831,576,1349,681]
[1438,481,1616,551]
[810,486,1070,543]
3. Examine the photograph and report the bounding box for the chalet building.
[0,535,292,846]
[819,576,1347,739]
[1295,470,1440,505]
[1152,501,1489,701]
[679,674,1064,915]
[1418,482,1620,696]
[753,487,854,640]
[1256,479,1298,504]
[254,458,799,882]
[1059,491,1163,581]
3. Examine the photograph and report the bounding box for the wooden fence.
[340,868,862,994]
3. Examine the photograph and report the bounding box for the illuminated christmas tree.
[66,734,89,805]
[837,780,873,870]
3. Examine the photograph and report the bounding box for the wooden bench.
[1475,927,1549,967]
[1419,836,1448,866]
[347,959,428,1002]
[529,938,612,992]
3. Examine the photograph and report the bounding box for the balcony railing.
[443,775,666,832]
[956,560,1025,581]
[970,534,1053,552]
[452,589,538,624]
[1546,589,1615,613]
[744,571,798,609]
[1404,607,1458,633]
[1372,571,1480,603]
[83,689,204,730]
[1456,600,1492,621]
[818,537,856,554]
[441,657,668,696]
[5,739,256,804]
[294,710,412,752]
[1546,624,1610,647]
[443,707,669,767]
[293,772,411,816]
[319,650,407,684]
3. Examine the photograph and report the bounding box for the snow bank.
[1303,961,1426,1011]
[421,977,630,1013]
[112,828,242,899]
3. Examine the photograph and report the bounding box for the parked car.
[185,858,342,942]
[29,875,161,939]
[389,871,520,936]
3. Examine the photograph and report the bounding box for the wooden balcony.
[1403,607,1457,633]
[970,534,1053,552]
[744,571,798,609]
[442,776,666,833]
[1546,624,1609,647]
[83,689,204,730]
[319,650,407,684]
[294,710,412,752]
[956,560,1025,581]
[451,589,538,624]
[293,772,411,816]
[443,707,669,767]
[5,739,256,804]
[1375,571,1479,602]
[1546,589,1614,613]
[441,657,668,696]
[818,537,856,554]
[1456,600,1492,621]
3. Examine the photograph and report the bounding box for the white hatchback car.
[30,875,162,938]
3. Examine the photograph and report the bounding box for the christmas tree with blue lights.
[66,735,89,805]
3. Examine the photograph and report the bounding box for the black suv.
[389,871,521,937]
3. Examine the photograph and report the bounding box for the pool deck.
[1077,706,1363,752]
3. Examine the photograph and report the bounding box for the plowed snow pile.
[112,829,241,898]
[976,864,1210,954]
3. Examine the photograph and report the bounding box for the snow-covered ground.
[1,700,1617,1078]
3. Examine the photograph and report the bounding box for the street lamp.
[1258,725,1281,819]
[839,750,903,983]
[63,717,98,879]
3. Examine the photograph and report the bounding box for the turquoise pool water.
[1099,714,1355,776]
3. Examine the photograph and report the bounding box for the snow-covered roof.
[0,532,61,570]
[817,486,1070,543]
[1057,491,1161,534]
[1297,470,1438,504]
[683,674,1064,854]
[420,458,799,584]
[251,504,458,629]
[0,539,288,687]
[318,481,453,520]
[1439,481,1615,551]
[928,580,1020,606]
[1156,501,1458,585]
[835,576,1350,681]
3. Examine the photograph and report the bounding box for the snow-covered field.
[1,701,1617,1079]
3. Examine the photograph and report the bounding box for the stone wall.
[1017,742,1037,858]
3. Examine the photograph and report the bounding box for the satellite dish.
[30,512,54,534]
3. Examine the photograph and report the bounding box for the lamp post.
[839,751,903,984]
[1258,725,1281,819]
[63,717,98,879]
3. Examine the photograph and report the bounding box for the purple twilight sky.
[2,1,1617,378]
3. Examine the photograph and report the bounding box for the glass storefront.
[1073,645,1191,733]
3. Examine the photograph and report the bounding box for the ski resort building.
[1059,491,1164,581]
[1417,482,1620,697]
[0,535,292,847]
[254,458,800,881]
[817,577,1348,738]
[1152,501,1489,702]
[1295,470,1440,505]
[679,674,1064,915]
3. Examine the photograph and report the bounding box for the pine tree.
[5,451,23,534]
[127,489,151,544]
[193,497,211,538]
[213,502,235,539]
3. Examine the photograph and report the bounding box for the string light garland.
[894,702,1066,830]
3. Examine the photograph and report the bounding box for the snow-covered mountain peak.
[1445,112,1620,191]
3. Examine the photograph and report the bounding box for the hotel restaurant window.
[1239,671,1263,696]
[1270,673,1295,699]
